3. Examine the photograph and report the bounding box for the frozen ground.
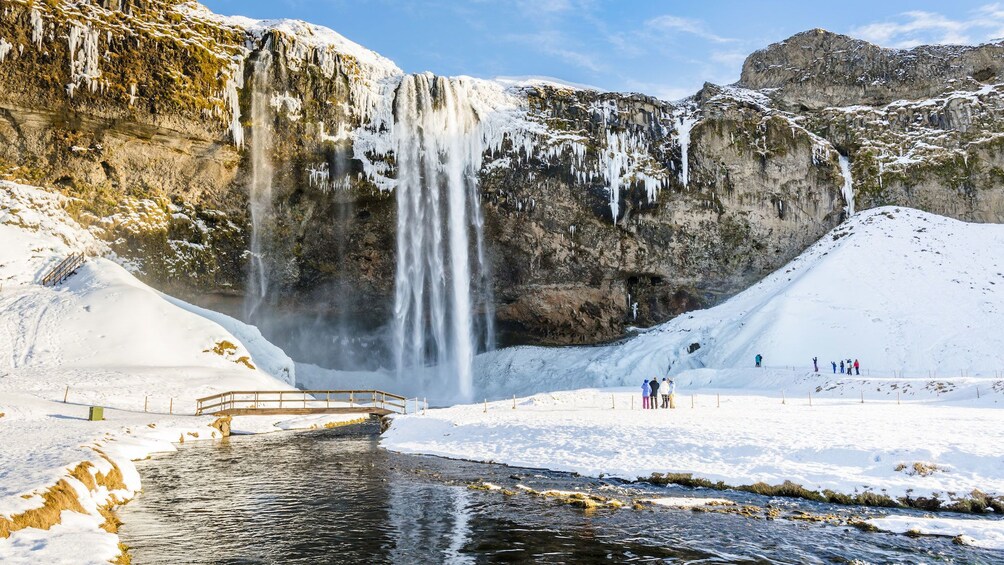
[382,207,1004,549]
[383,376,1004,548]
[0,182,356,563]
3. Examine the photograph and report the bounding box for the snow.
[0,181,317,561]
[472,206,1004,390]
[384,382,1004,505]
[382,205,1004,507]
[642,497,735,508]
[493,75,603,92]
[867,516,1004,550]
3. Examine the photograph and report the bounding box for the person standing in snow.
[854,359,860,375]
[755,353,763,368]
[649,377,660,410]
[641,379,650,409]
[813,357,819,373]
[660,377,671,408]
[831,361,837,374]
[667,378,677,409]
[839,360,845,374]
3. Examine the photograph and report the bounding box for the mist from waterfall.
[245,50,274,322]
[391,74,496,402]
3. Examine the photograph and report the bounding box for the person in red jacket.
[853,359,860,375]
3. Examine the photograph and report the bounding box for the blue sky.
[203,0,1004,100]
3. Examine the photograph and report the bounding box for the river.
[119,421,997,564]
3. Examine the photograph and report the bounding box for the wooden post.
[280,391,284,409]
[483,399,487,413]
[169,397,173,415]
[717,394,720,408]
[144,396,148,412]
[860,391,864,404]
[63,385,69,403]
[631,396,634,410]
[423,397,427,416]
[382,392,386,409]
[691,394,694,409]
[808,392,812,407]
[781,390,786,405]
[512,394,516,409]
[611,394,615,409]
[350,391,354,406]
[977,386,981,400]
[326,391,330,408]
[897,391,900,405]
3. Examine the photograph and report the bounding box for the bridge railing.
[41,252,86,287]
[195,389,410,416]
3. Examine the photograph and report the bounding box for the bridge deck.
[211,406,394,417]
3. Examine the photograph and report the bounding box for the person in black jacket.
[648,378,659,409]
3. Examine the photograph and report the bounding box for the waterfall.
[245,50,274,321]
[838,154,855,218]
[391,74,495,401]
[677,115,696,189]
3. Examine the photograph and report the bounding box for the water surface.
[120,421,999,564]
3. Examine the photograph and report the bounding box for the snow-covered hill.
[0,181,295,410]
[474,206,1004,398]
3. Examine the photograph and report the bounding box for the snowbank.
[868,515,1004,550]
[383,379,1004,505]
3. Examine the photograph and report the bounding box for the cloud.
[645,15,735,44]
[851,4,1004,48]
[502,30,606,73]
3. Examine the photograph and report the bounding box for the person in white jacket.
[660,377,671,408]
[667,378,677,409]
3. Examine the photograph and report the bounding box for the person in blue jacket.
[641,379,650,409]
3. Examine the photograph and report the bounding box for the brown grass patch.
[234,356,256,370]
[113,542,132,565]
[204,340,238,356]
[323,417,367,429]
[0,478,86,538]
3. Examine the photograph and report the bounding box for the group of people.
[830,358,861,375]
[641,377,676,409]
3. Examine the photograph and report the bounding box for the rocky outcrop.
[0,5,1000,355]
[741,29,1004,110]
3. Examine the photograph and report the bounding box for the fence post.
[977,386,981,400]
[717,393,720,408]
[350,391,354,406]
[612,394,615,409]
[897,391,900,405]
[169,397,173,415]
[691,394,694,409]
[782,390,786,405]
[326,392,330,408]
[808,392,812,407]
[423,397,427,415]
[145,396,148,412]
[860,391,864,404]
[64,385,69,403]
[512,394,516,409]
[484,399,487,413]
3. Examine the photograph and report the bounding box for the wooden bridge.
[195,389,418,417]
[41,252,86,286]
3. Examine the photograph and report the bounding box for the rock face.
[0,4,1001,361]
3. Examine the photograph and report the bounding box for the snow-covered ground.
[0,182,358,563]
[382,206,1004,548]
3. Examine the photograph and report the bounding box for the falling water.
[245,50,274,321]
[391,74,495,401]
[838,154,856,218]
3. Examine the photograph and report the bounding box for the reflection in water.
[119,421,997,564]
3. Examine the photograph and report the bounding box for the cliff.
[0,4,1000,362]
